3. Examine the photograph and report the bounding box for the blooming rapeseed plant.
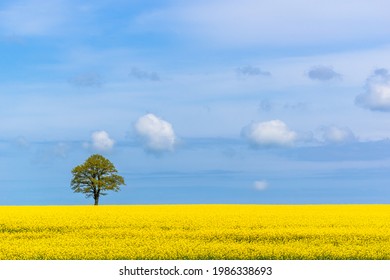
[0,205,389,260]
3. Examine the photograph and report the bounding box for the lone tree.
[71,154,126,205]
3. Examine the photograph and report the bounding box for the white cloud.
[355,68,390,111]
[254,180,268,191]
[134,114,176,153]
[320,126,356,144]
[242,120,297,147]
[90,130,115,152]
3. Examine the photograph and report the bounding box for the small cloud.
[258,99,273,112]
[33,142,70,164]
[68,72,103,87]
[320,125,356,144]
[254,180,268,191]
[242,120,297,147]
[372,68,389,77]
[15,136,30,149]
[355,68,390,111]
[283,102,307,111]
[134,113,176,153]
[307,65,341,81]
[86,131,115,152]
[129,67,160,81]
[237,65,271,77]
[53,142,69,158]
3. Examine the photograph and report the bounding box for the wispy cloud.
[258,100,308,113]
[68,72,103,87]
[33,141,70,164]
[319,125,357,144]
[135,0,390,48]
[307,65,341,81]
[355,68,390,111]
[0,0,69,36]
[52,142,69,158]
[134,114,177,153]
[258,99,274,112]
[236,65,271,77]
[14,136,30,149]
[283,102,308,111]
[129,67,160,81]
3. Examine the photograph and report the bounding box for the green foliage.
[70,154,125,205]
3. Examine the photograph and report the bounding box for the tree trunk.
[94,196,99,206]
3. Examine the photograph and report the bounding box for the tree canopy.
[70,154,125,205]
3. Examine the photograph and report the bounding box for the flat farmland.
[1,205,390,260]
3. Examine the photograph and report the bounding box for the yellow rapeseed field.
[0,205,390,260]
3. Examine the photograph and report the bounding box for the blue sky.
[1,0,390,205]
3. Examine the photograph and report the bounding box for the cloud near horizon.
[355,68,390,111]
[134,114,177,153]
[254,180,268,191]
[242,120,297,147]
